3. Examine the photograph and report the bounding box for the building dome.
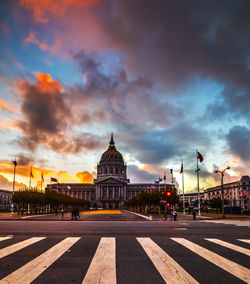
[96,133,128,180]
[99,133,124,164]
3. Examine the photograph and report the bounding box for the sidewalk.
[137,212,250,221]
[0,211,249,221]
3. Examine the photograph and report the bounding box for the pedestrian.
[76,208,79,220]
[55,208,58,216]
[61,208,64,219]
[192,208,196,220]
[71,208,75,220]
[163,208,168,220]
[173,210,177,221]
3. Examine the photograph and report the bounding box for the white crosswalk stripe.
[137,237,199,284]
[0,236,249,283]
[171,238,250,283]
[205,238,250,256]
[0,237,80,284]
[238,239,250,244]
[82,237,116,284]
[0,237,46,259]
[0,236,13,242]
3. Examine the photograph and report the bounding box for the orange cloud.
[0,99,18,113]
[0,115,20,131]
[0,160,55,179]
[0,174,27,191]
[24,32,49,50]
[0,160,97,189]
[76,171,95,183]
[20,0,98,23]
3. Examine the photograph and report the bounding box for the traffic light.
[166,191,172,197]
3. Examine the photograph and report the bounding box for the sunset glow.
[0,1,250,192]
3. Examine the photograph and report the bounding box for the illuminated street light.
[215,166,230,218]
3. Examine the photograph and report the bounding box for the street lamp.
[215,167,230,218]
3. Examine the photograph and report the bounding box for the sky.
[0,0,250,192]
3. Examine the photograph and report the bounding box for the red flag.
[197,151,203,163]
[180,163,183,174]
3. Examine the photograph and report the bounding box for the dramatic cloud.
[227,125,250,161]
[127,165,158,183]
[0,99,17,113]
[24,32,49,51]
[19,0,98,23]
[0,174,27,191]
[16,73,104,153]
[76,171,95,183]
[70,50,182,130]
[1,0,250,190]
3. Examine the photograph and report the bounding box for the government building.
[47,134,172,209]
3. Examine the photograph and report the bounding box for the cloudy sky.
[0,0,250,192]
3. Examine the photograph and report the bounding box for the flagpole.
[171,169,174,191]
[182,160,185,215]
[29,167,32,190]
[11,160,17,214]
[196,150,201,216]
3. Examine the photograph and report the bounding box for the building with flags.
[47,134,173,209]
[203,176,250,212]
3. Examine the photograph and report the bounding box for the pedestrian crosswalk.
[171,238,250,283]
[137,237,198,284]
[0,236,249,284]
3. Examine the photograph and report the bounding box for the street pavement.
[0,210,249,283]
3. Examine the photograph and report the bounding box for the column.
[113,186,115,199]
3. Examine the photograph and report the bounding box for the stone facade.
[0,189,12,211]
[203,175,250,211]
[47,134,173,208]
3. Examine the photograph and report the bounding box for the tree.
[210,197,222,213]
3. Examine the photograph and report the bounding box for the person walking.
[71,208,75,220]
[75,208,79,220]
[173,210,177,221]
[192,208,196,220]
[61,208,64,219]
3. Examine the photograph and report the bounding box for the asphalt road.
[0,212,249,283]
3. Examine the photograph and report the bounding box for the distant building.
[203,175,250,211]
[0,189,12,211]
[47,134,173,208]
[179,192,204,207]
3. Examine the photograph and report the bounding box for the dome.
[100,133,124,164]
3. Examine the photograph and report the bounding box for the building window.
[109,186,113,198]
[115,187,119,198]
[103,187,107,198]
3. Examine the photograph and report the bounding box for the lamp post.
[215,167,230,218]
